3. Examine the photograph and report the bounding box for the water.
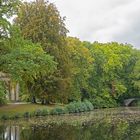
[0,107,140,140]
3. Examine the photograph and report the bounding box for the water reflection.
[0,126,20,140]
[0,120,140,140]
[0,107,140,140]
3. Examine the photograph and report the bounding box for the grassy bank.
[0,101,94,120]
[0,103,63,119]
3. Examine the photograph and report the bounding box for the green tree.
[0,33,57,102]
[131,50,140,96]
[66,37,93,101]
[0,81,6,105]
[0,0,57,103]
[89,42,134,107]
[0,0,20,54]
[15,0,73,103]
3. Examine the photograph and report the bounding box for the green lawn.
[0,103,60,117]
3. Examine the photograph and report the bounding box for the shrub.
[90,97,117,108]
[84,100,94,111]
[11,113,20,119]
[50,108,58,115]
[75,102,83,112]
[66,100,94,113]
[29,111,35,117]
[34,109,42,116]
[31,109,49,117]
[82,102,88,111]
[40,109,49,116]
[50,107,66,115]
[23,112,30,118]
[1,114,9,120]
[66,102,77,113]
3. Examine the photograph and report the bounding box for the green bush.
[75,102,84,112]
[84,100,94,111]
[23,112,30,118]
[50,108,58,115]
[34,109,42,116]
[40,109,49,116]
[50,107,66,115]
[90,97,117,108]
[82,102,88,111]
[1,114,9,120]
[66,100,94,113]
[11,113,20,119]
[66,102,77,113]
[29,111,35,117]
[31,109,49,117]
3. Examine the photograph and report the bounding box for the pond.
[0,107,140,140]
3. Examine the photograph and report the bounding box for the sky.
[27,0,140,49]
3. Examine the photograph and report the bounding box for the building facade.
[0,72,19,102]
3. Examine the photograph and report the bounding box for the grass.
[0,103,62,118]
[0,101,94,120]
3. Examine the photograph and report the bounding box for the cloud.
[27,0,140,49]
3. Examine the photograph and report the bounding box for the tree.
[15,0,73,103]
[88,42,134,107]
[0,0,57,103]
[0,0,20,39]
[0,28,57,102]
[131,50,140,96]
[0,81,6,105]
[15,0,68,50]
[66,37,93,101]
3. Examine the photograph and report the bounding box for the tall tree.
[131,50,140,97]
[15,0,72,103]
[0,0,20,54]
[66,37,93,101]
[0,0,20,39]
[0,27,57,102]
[89,42,134,107]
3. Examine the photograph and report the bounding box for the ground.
[0,103,62,117]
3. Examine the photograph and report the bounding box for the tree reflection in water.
[0,118,140,140]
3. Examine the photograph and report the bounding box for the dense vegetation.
[0,0,140,108]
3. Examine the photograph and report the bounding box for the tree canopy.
[0,0,140,107]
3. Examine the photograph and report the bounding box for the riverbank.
[0,107,140,126]
[0,101,94,120]
[0,103,63,120]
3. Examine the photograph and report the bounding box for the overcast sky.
[28,0,140,49]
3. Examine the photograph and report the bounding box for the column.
[15,83,19,101]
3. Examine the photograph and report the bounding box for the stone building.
[0,72,19,102]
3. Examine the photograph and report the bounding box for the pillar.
[15,83,19,101]
[11,83,15,101]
